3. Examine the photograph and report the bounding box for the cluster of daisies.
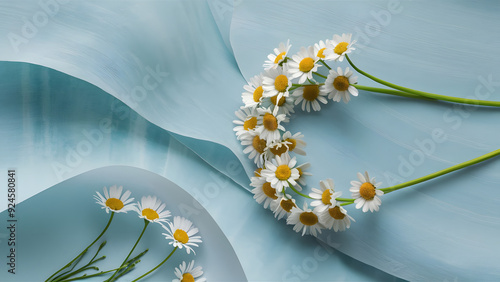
[234,34,384,237]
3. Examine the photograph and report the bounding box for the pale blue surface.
[0,0,499,281]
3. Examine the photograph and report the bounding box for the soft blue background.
[1,0,499,281]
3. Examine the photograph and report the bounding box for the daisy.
[134,196,171,223]
[309,179,342,213]
[233,107,260,140]
[287,202,323,237]
[241,131,267,167]
[163,216,202,254]
[266,131,306,159]
[251,176,278,210]
[173,260,206,282]
[350,171,384,212]
[293,84,328,112]
[295,162,312,189]
[241,74,264,109]
[260,153,300,192]
[319,204,354,232]
[287,46,321,84]
[325,33,356,62]
[94,185,135,213]
[262,67,292,98]
[256,108,287,144]
[321,67,359,103]
[261,93,295,116]
[263,40,291,70]
[273,194,296,220]
[314,39,334,61]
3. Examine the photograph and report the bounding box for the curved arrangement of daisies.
[46,185,205,282]
[234,33,500,236]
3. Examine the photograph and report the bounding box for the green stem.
[319,59,331,70]
[106,220,149,282]
[336,198,355,202]
[352,84,434,100]
[313,72,327,79]
[131,247,178,282]
[346,55,500,107]
[47,212,114,282]
[288,183,313,199]
[380,149,500,193]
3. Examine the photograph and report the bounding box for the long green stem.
[352,84,434,100]
[313,72,327,79]
[288,183,313,199]
[319,59,331,70]
[106,220,149,282]
[336,198,355,202]
[380,149,500,193]
[346,55,500,107]
[131,247,178,282]
[47,213,114,282]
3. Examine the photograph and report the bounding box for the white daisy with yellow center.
[242,74,264,109]
[292,84,328,112]
[263,40,291,70]
[273,194,297,220]
[314,39,334,61]
[233,107,260,140]
[265,131,306,160]
[163,216,202,255]
[134,196,171,223]
[262,67,292,98]
[260,153,300,192]
[321,67,359,103]
[319,204,354,232]
[261,92,295,116]
[295,162,312,188]
[241,131,267,167]
[251,176,278,210]
[94,185,135,213]
[309,179,342,213]
[173,260,206,282]
[287,46,321,84]
[287,202,324,237]
[350,171,384,212]
[256,108,287,144]
[325,33,356,62]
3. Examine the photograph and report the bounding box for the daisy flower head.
[251,176,278,210]
[314,39,334,61]
[256,107,287,145]
[262,67,292,98]
[325,33,356,62]
[241,131,267,167]
[293,84,328,112]
[321,67,358,103]
[287,46,321,84]
[287,202,323,237]
[267,131,306,158]
[163,216,202,254]
[273,194,297,220]
[261,153,300,193]
[134,195,171,223]
[263,39,291,70]
[261,92,295,116]
[350,171,384,212]
[295,162,312,188]
[173,260,206,282]
[94,185,135,214]
[319,204,354,232]
[309,179,342,213]
[242,73,264,109]
[233,107,260,140]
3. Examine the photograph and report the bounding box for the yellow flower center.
[299,57,315,72]
[333,76,349,91]
[275,165,291,180]
[328,206,346,220]
[254,168,262,177]
[274,52,286,64]
[181,273,194,282]
[270,94,286,106]
[299,211,319,226]
[297,167,303,177]
[274,75,289,92]
[174,229,189,244]
[263,113,278,131]
[243,116,257,131]
[280,199,296,212]
[321,189,332,205]
[252,135,267,154]
[105,198,124,210]
[142,208,159,221]
[302,85,320,101]
[334,42,349,55]
[286,138,297,151]
[359,182,376,200]
[262,182,278,199]
[253,86,263,102]
[317,48,326,58]
[270,144,288,156]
